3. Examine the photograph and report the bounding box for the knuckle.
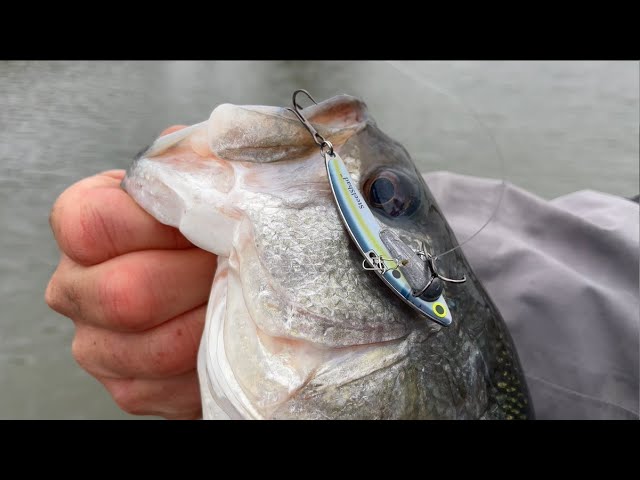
[109,381,147,416]
[71,332,92,371]
[45,268,80,318]
[49,184,79,237]
[54,195,96,264]
[44,275,62,312]
[49,196,63,235]
[97,265,155,331]
[54,188,120,265]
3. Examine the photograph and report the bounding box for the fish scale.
[250,200,412,338]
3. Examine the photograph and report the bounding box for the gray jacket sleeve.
[424,171,639,420]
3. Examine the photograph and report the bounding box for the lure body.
[325,152,452,326]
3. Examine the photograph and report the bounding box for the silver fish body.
[122,95,534,419]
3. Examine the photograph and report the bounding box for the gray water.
[1,61,638,419]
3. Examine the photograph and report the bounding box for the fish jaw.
[121,123,242,256]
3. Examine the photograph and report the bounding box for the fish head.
[122,94,533,419]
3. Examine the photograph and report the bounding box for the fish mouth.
[121,137,243,256]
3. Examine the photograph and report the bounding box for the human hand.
[45,126,216,419]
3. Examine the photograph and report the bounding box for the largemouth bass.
[122,94,534,419]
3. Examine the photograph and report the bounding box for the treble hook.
[286,89,334,156]
[417,241,466,284]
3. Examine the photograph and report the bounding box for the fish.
[121,94,534,419]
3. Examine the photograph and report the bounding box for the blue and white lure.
[287,90,465,326]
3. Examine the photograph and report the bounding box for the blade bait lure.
[286,89,465,326]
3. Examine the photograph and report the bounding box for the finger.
[50,172,193,266]
[97,170,126,181]
[46,254,84,319]
[72,304,206,380]
[159,125,188,136]
[100,370,202,419]
[50,248,216,332]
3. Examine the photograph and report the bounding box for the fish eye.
[363,169,420,218]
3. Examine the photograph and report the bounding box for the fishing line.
[385,61,507,261]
